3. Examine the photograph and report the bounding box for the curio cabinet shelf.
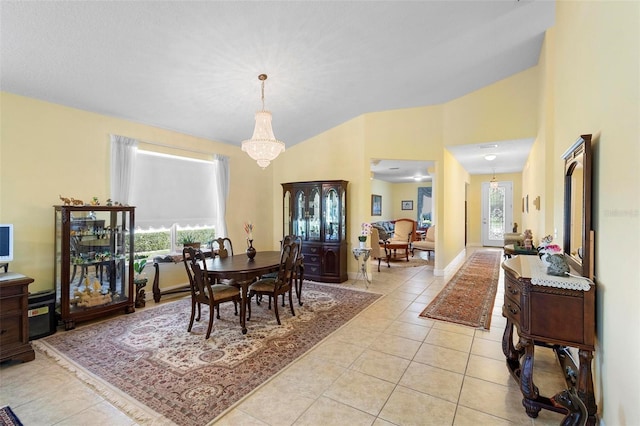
[54,205,135,330]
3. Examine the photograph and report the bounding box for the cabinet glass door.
[308,188,320,241]
[283,190,291,237]
[324,188,339,241]
[294,190,306,238]
[67,210,129,312]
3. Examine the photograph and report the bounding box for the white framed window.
[130,150,221,253]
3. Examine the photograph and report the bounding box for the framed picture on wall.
[401,200,413,210]
[371,194,382,216]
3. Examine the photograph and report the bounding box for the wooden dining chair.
[212,237,237,286]
[247,241,300,325]
[182,247,241,339]
[261,235,305,308]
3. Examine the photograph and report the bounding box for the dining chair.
[247,241,300,325]
[370,227,391,271]
[261,235,305,308]
[212,237,237,286]
[182,247,241,339]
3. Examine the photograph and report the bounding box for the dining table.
[203,251,282,334]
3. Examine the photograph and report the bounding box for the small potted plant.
[179,232,201,249]
[133,255,148,308]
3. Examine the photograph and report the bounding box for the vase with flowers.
[244,221,256,260]
[358,222,372,248]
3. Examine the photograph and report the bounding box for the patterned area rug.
[34,283,380,425]
[419,250,501,329]
[0,406,23,426]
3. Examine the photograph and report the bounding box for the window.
[130,151,220,254]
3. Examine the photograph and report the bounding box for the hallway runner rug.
[34,283,381,426]
[419,250,501,329]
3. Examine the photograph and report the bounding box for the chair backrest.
[214,237,234,258]
[425,225,435,243]
[274,241,300,291]
[370,228,384,258]
[183,247,213,300]
[393,219,416,242]
[282,234,303,254]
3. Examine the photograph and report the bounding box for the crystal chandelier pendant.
[241,74,285,169]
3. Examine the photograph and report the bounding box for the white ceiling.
[1,1,554,176]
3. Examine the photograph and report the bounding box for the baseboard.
[434,249,467,276]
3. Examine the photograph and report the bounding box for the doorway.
[481,181,513,247]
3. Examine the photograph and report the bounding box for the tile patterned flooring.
[1,249,567,425]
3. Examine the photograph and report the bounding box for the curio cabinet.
[54,205,135,330]
[282,180,348,283]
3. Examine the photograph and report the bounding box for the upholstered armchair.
[370,228,390,272]
[390,218,417,243]
[411,225,435,258]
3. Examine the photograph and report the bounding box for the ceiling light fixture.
[490,169,499,189]
[241,74,285,169]
[484,154,497,161]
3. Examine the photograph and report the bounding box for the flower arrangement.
[539,234,554,247]
[359,222,372,242]
[244,221,254,241]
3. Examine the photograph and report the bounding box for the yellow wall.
[0,92,274,292]
[547,2,640,424]
[443,67,539,146]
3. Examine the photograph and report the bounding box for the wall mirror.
[562,134,593,278]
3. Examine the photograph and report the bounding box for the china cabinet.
[282,180,348,283]
[54,205,135,330]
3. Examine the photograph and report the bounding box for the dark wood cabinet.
[502,255,596,425]
[282,180,348,283]
[0,273,35,363]
[54,205,136,330]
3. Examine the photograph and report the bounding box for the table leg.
[240,281,248,334]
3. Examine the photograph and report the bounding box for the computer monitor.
[0,224,14,262]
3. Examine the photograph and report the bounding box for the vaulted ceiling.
[1,1,554,175]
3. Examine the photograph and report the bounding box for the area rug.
[0,406,23,426]
[34,283,381,425]
[419,250,501,329]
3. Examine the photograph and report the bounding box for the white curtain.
[212,154,229,238]
[131,151,226,231]
[110,135,138,204]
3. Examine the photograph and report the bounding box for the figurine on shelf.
[106,198,113,206]
[91,197,100,206]
[71,198,84,206]
[59,195,71,205]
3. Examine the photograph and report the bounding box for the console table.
[351,248,371,287]
[502,256,596,425]
[0,273,35,363]
[152,249,214,302]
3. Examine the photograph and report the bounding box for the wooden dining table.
[203,251,282,334]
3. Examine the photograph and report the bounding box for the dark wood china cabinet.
[282,180,348,283]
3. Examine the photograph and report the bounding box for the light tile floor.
[1,248,567,425]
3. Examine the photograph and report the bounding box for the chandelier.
[241,74,285,169]
[490,170,499,189]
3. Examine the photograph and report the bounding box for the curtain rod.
[112,135,219,157]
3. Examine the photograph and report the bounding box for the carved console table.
[502,255,597,425]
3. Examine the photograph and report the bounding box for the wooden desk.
[0,273,35,363]
[204,251,282,334]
